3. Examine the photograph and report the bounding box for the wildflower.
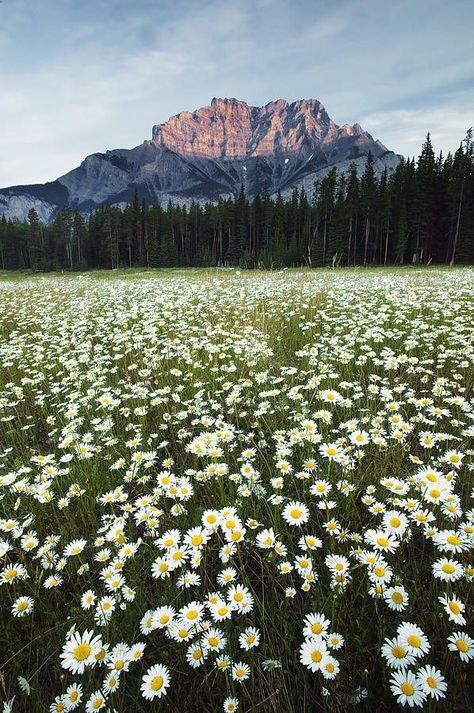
[140,663,171,700]
[60,630,102,674]
[231,662,250,682]
[300,637,328,672]
[390,670,426,707]
[447,631,474,662]
[416,665,447,701]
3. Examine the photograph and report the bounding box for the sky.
[0,0,473,187]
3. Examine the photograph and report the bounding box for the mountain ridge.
[0,97,402,222]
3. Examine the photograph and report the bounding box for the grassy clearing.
[0,267,473,712]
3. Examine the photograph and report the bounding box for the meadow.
[0,267,472,712]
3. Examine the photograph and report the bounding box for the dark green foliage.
[1,130,473,270]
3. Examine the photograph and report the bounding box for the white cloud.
[362,100,474,158]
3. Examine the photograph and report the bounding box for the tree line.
[1,131,473,271]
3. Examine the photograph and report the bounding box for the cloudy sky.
[1,0,473,186]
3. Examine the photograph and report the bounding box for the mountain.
[0,98,402,222]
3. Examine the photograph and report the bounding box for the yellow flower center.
[390,517,400,528]
[447,534,460,545]
[290,508,302,519]
[401,683,414,696]
[311,623,323,634]
[377,536,389,548]
[311,650,323,663]
[191,534,203,546]
[407,634,421,648]
[73,642,91,661]
[209,636,219,647]
[442,563,455,574]
[456,640,468,653]
[392,592,403,604]
[427,676,437,689]
[151,675,163,691]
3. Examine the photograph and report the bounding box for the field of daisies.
[0,267,473,713]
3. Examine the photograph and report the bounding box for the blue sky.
[1,0,473,186]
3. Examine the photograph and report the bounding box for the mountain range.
[0,98,402,222]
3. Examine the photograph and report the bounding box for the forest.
[1,131,473,270]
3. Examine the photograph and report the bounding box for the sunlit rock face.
[0,98,402,221]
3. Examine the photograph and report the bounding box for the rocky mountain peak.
[151,97,346,160]
[1,97,402,222]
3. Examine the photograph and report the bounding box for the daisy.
[256,528,276,548]
[390,670,426,707]
[231,661,250,683]
[64,539,87,557]
[81,590,96,610]
[60,629,102,674]
[239,626,260,651]
[140,663,171,700]
[186,643,208,668]
[217,567,237,585]
[326,632,344,650]
[202,627,227,652]
[416,665,447,701]
[85,690,106,713]
[381,637,417,669]
[210,599,234,622]
[438,593,466,625]
[282,501,309,526]
[303,613,331,639]
[140,609,158,635]
[300,636,328,672]
[11,596,34,617]
[153,606,176,628]
[64,683,82,710]
[398,623,430,658]
[103,671,120,694]
[319,442,344,462]
[384,585,409,611]
[321,655,340,679]
[365,529,399,553]
[433,530,469,553]
[179,601,205,626]
[223,697,239,713]
[447,631,474,662]
[432,557,464,582]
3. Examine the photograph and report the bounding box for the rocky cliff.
[0,98,402,221]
